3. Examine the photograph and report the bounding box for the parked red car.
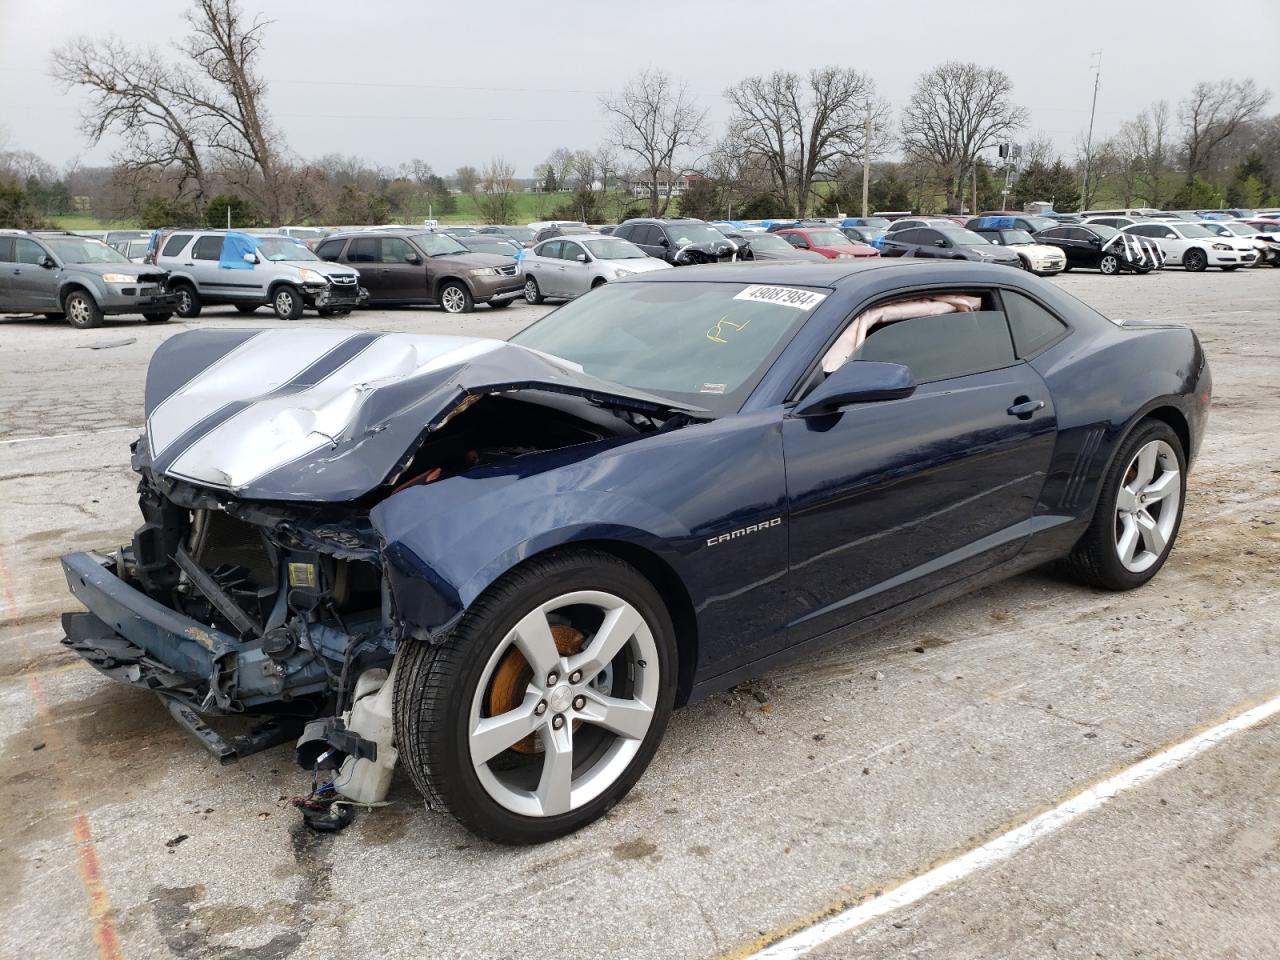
[774,227,878,259]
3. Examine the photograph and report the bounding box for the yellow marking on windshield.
[707,315,752,344]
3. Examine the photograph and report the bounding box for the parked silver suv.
[0,230,176,328]
[154,230,362,320]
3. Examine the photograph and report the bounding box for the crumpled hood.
[673,240,737,264]
[139,329,705,502]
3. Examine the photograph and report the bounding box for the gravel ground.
[0,268,1276,960]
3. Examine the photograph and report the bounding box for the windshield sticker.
[707,316,751,344]
[733,285,828,310]
[699,383,726,394]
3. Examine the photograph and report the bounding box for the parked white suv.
[155,230,363,319]
[1121,222,1258,272]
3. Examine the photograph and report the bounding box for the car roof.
[611,258,975,288]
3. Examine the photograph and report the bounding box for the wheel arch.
[432,274,470,299]
[1141,404,1191,462]
[266,278,303,299]
[59,281,97,307]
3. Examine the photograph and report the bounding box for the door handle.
[1007,397,1045,420]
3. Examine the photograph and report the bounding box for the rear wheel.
[63,290,103,329]
[394,549,677,844]
[1098,254,1120,275]
[1183,249,1208,272]
[439,282,473,314]
[1063,420,1185,590]
[271,285,305,320]
[523,277,544,305]
[172,283,201,318]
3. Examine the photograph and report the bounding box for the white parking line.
[738,692,1280,959]
[0,427,137,446]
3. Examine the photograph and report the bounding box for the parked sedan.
[59,259,1210,843]
[1033,224,1164,274]
[879,225,1022,267]
[971,226,1067,275]
[724,231,826,262]
[457,234,526,262]
[521,234,670,302]
[479,225,536,247]
[1122,221,1257,271]
[1197,220,1278,266]
[774,227,878,259]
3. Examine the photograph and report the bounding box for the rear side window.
[0,237,12,262]
[539,240,563,259]
[191,236,223,260]
[1003,291,1068,358]
[348,238,379,263]
[315,238,345,261]
[612,224,633,241]
[895,229,922,243]
[855,310,1016,383]
[162,234,191,257]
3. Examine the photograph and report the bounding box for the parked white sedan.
[1122,221,1258,271]
[522,234,671,303]
[1198,220,1278,266]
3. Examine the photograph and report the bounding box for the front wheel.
[393,549,677,844]
[439,282,474,314]
[1183,249,1208,272]
[63,290,103,329]
[1062,420,1186,590]
[1098,254,1120,275]
[523,276,544,305]
[272,285,305,320]
[172,284,201,318]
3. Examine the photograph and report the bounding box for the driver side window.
[14,238,46,264]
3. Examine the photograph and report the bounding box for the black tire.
[1098,254,1120,275]
[42,312,62,320]
[63,289,103,329]
[1016,256,1031,271]
[1062,419,1186,591]
[523,276,544,305]
[234,303,259,314]
[438,281,474,315]
[271,285,305,320]
[172,283,201,318]
[487,298,513,309]
[1183,248,1207,272]
[142,312,172,323]
[393,548,678,844]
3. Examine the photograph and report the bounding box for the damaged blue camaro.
[61,261,1209,843]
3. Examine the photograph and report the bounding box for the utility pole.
[226,204,231,229]
[861,102,873,218]
[1080,51,1102,211]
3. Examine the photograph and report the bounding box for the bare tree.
[570,149,598,192]
[593,143,620,193]
[50,37,213,202]
[725,67,888,216]
[543,147,576,190]
[475,156,518,224]
[1114,101,1172,205]
[1180,79,1271,180]
[899,62,1028,212]
[453,165,479,194]
[601,69,708,217]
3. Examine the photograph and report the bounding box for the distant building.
[627,171,703,200]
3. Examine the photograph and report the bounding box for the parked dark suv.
[0,230,175,328]
[316,230,522,313]
[612,218,736,265]
[879,225,1022,267]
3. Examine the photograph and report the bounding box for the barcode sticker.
[732,285,828,310]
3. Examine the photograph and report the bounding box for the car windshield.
[1222,223,1253,236]
[1174,224,1215,238]
[44,237,130,264]
[1022,216,1057,232]
[803,229,856,247]
[742,233,796,253]
[992,229,1035,244]
[511,280,823,415]
[464,237,519,255]
[500,227,535,243]
[411,233,468,256]
[256,238,318,261]
[446,227,478,237]
[581,237,647,259]
[940,228,991,246]
[667,224,727,246]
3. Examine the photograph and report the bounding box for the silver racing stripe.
[162,335,504,491]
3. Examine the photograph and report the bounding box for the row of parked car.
[7,204,1276,328]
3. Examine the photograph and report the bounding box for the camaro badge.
[706,517,782,547]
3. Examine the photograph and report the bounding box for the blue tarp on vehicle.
[218,232,259,271]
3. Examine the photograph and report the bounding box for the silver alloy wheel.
[275,289,294,315]
[176,289,192,313]
[441,285,466,313]
[1099,254,1119,274]
[1114,439,1181,573]
[67,296,91,325]
[468,590,660,818]
[523,278,538,303]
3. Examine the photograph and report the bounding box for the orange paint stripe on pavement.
[4,541,125,960]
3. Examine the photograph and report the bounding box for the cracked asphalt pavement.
[1,270,1277,959]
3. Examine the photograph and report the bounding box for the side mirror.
[41,256,56,269]
[658,236,670,247]
[406,252,422,264]
[1089,236,1101,246]
[243,252,259,264]
[794,361,916,417]
[575,253,588,263]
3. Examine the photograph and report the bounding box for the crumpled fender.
[370,454,694,641]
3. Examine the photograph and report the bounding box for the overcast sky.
[2,0,1278,177]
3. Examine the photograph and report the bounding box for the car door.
[782,293,1057,643]
[523,240,557,295]
[378,237,426,300]
[633,225,664,260]
[1052,227,1093,267]
[10,237,60,311]
[557,240,592,297]
[1126,224,1176,264]
[0,236,13,304]
[534,240,565,295]
[880,228,918,257]
[188,234,229,296]
[345,237,386,301]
